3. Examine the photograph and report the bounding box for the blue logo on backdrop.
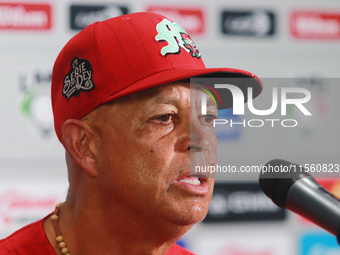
[215,109,242,140]
[300,232,340,255]
[175,238,189,249]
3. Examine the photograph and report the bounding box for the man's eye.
[201,114,217,124]
[155,114,174,123]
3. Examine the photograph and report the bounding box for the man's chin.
[164,204,209,226]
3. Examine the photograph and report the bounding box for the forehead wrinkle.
[206,97,216,107]
[148,84,190,107]
[154,96,180,107]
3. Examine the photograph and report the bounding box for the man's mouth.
[174,174,209,195]
[178,177,201,186]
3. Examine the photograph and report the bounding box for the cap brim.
[101,67,263,109]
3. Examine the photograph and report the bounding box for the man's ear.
[60,119,99,177]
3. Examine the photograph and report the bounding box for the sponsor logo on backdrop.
[0,190,56,227]
[204,182,286,222]
[300,232,340,255]
[70,4,128,30]
[175,239,189,249]
[299,179,340,225]
[221,10,275,37]
[215,244,278,255]
[0,181,67,232]
[0,3,51,30]
[19,68,54,140]
[291,11,340,39]
[194,232,292,255]
[148,7,204,35]
[319,179,340,199]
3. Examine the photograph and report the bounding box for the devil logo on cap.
[155,18,201,59]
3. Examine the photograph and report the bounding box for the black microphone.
[259,159,340,245]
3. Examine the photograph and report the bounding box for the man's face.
[87,82,217,226]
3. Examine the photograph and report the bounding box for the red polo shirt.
[0,215,194,254]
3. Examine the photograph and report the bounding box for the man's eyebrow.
[152,95,216,107]
[154,97,179,106]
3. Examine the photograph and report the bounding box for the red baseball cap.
[51,12,262,142]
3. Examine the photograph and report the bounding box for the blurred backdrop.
[1,0,340,254]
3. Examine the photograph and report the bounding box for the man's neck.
[44,199,191,255]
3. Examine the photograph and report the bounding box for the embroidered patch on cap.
[155,18,201,59]
[62,57,96,100]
